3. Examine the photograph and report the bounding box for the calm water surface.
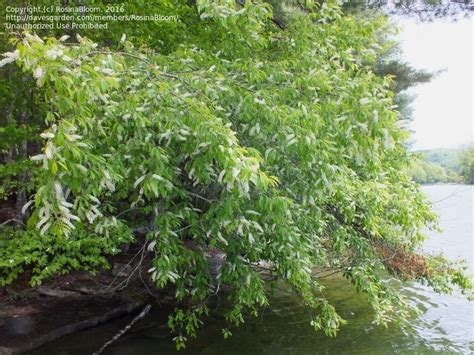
[33,185,473,354]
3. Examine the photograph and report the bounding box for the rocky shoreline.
[0,266,155,355]
[0,242,228,354]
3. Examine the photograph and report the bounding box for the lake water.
[32,185,473,354]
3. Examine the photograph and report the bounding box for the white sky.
[397,16,473,150]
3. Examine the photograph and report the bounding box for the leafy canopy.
[0,0,471,348]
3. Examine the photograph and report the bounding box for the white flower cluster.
[33,66,44,82]
[45,47,64,60]
[24,32,44,44]
[0,50,19,68]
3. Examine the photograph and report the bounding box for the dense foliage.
[0,0,471,348]
[268,0,437,122]
[0,0,193,206]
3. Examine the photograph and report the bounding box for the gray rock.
[37,286,82,298]
[4,315,35,336]
[111,263,133,277]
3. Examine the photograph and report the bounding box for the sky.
[397,16,473,151]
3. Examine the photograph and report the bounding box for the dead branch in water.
[93,304,152,355]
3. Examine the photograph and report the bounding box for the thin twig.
[115,206,145,218]
[93,304,151,355]
[188,192,217,204]
[87,50,180,79]
[431,186,471,205]
[105,242,147,291]
[1,218,26,227]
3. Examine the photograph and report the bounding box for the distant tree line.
[410,147,474,184]
[459,146,474,184]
